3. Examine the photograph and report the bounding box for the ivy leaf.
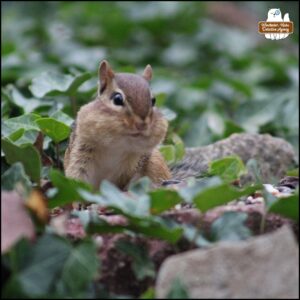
[1,162,31,193]
[6,128,25,142]
[179,177,223,203]
[268,193,299,221]
[208,156,247,182]
[80,185,183,243]
[160,145,176,164]
[223,120,244,138]
[50,111,74,127]
[29,71,91,98]
[193,183,261,213]
[35,118,71,143]
[86,214,183,244]
[116,240,155,280]
[160,107,177,121]
[2,113,41,137]
[55,239,99,296]
[148,189,182,214]
[6,85,48,114]
[13,130,39,146]
[171,133,185,162]
[47,169,92,208]
[210,211,252,242]
[129,176,152,196]
[167,278,189,299]
[16,234,72,297]
[2,139,41,183]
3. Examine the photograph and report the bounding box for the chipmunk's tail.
[170,133,298,182]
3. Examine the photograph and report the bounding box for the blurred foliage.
[1,1,299,154]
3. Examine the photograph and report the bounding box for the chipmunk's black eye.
[111,92,124,106]
[151,97,156,106]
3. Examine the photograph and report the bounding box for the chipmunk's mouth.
[130,133,142,137]
[128,131,150,138]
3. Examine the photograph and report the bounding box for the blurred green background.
[2,1,299,155]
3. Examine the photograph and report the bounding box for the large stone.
[156,225,299,299]
[171,133,297,183]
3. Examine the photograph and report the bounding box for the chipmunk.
[64,60,171,190]
[64,61,297,193]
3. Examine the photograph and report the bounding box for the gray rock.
[171,133,297,183]
[156,225,299,299]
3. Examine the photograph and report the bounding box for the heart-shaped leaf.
[208,156,247,183]
[29,71,91,98]
[35,118,71,143]
[2,139,41,183]
[193,183,261,213]
[2,113,41,138]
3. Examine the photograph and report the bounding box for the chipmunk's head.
[90,60,168,151]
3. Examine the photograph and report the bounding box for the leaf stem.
[55,143,60,169]
[259,207,267,234]
[70,95,77,117]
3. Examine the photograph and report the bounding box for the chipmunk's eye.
[151,97,156,107]
[111,92,124,106]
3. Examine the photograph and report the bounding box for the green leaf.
[160,107,177,121]
[159,145,176,164]
[167,278,189,299]
[5,234,99,298]
[18,234,72,297]
[223,120,244,138]
[149,189,182,214]
[210,211,252,242]
[50,111,74,127]
[179,177,223,203]
[128,216,183,244]
[80,184,183,243]
[208,156,247,182]
[182,224,212,248]
[55,239,99,296]
[116,240,155,280]
[35,118,71,143]
[2,113,41,137]
[171,133,185,162]
[7,128,25,142]
[13,130,39,146]
[246,159,263,184]
[100,180,151,217]
[129,176,152,196]
[1,162,31,193]
[193,183,261,213]
[86,214,183,244]
[140,287,155,299]
[268,193,299,221]
[1,139,41,183]
[78,180,151,218]
[6,85,47,114]
[286,168,299,177]
[48,169,92,208]
[29,71,91,98]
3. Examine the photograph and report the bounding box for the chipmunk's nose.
[135,122,147,131]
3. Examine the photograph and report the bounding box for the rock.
[171,133,297,184]
[156,225,299,299]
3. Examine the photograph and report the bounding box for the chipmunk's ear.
[142,64,152,81]
[98,60,115,94]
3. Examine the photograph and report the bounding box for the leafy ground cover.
[1,2,299,298]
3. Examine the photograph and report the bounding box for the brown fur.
[64,61,171,190]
